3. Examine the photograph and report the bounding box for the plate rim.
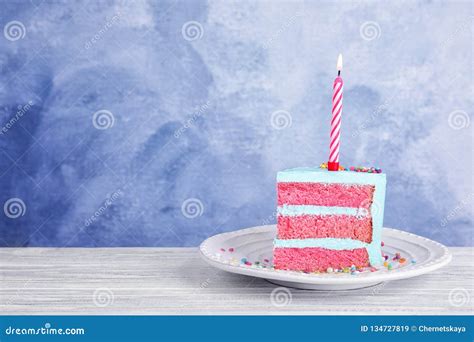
[199,225,452,285]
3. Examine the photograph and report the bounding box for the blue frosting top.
[277,167,386,185]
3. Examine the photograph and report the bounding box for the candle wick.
[338,70,341,76]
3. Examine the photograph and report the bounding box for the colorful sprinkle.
[244,261,252,266]
[228,248,234,252]
[351,166,382,173]
[381,241,385,247]
[319,163,382,173]
[326,267,334,273]
[264,259,270,263]
[411,259,417,264]
[240,258,247,263]
[387,263,393,270]
[384,255,389,261]
[383,261,389,267]
[220,248,226,252]
[399,258,406,263]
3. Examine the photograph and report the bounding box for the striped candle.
[328,54,343,172]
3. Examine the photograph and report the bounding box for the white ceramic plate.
[199,225,452,290]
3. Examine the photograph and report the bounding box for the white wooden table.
[0,247,472,315]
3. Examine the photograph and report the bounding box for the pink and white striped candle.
[328,54,343,172]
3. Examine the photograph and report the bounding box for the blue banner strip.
[0,316,472,342]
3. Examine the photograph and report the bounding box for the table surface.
[0,247,473,315]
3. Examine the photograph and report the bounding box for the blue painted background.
[0,0,472,247]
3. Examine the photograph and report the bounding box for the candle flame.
[337,54,343,72]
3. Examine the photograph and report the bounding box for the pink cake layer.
[273,247,370,272]
[278,182,375,207]
[277,214,373,242]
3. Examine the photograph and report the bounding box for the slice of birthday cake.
[273,164,386,272]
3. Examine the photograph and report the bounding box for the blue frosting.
[276,167,386,266]
[277,167,386,185]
